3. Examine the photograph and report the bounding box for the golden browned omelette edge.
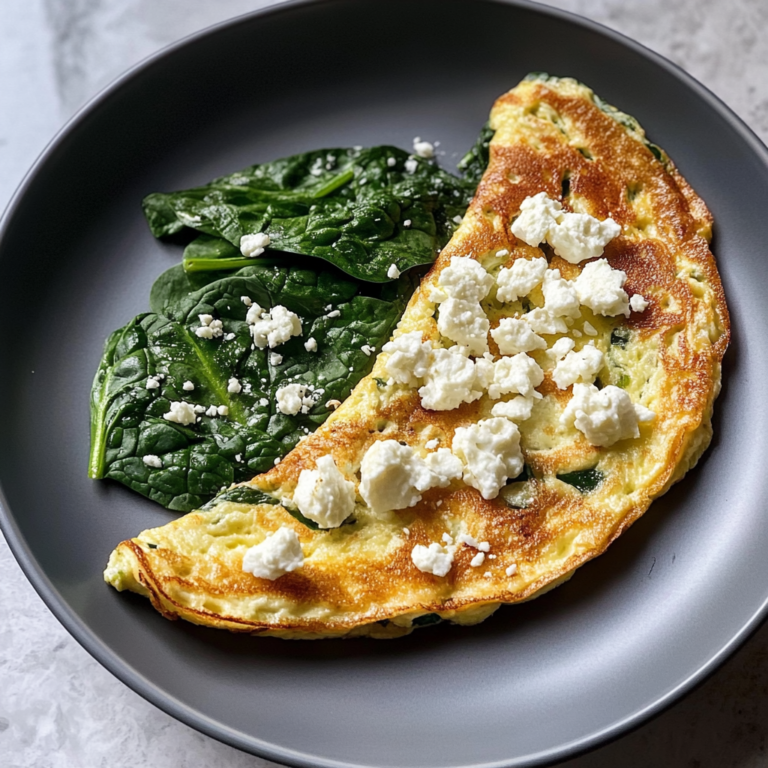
[105,75,729,638]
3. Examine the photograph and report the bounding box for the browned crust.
[107,76,729,637]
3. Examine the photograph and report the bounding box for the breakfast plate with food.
[0,1,763,766]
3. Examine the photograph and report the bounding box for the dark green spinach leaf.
[90,263,409,512]
[556,468,604,493]
[143,146,475,283]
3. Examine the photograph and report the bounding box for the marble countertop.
[2,1,767,766]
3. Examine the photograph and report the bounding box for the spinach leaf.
[89,262,409,512]
[143,146,474,283]
[201,485,279,510]
[556,468,604,493]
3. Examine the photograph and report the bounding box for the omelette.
[104,75,729,638]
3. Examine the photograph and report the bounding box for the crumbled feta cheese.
[425,438,439,450]
[630,293,650,313]
[326,310,341,319]
[452,417,524,499]
[199,314,213,326]
[547,337,576,361]
[217,405,229,417]
[561,383,654,446]
[523,308,569,335]
[411,542,454,577]
[510,192,563,247]
[248,304,303,348]
[403,527,410,535]
[326,399,341,409]
[193,404,206,414]
[146,376,160,390]
[304,337,317,352]
[404,157,418,174]
[245,303,263,324]
[491,317,547,355]
[542,268,580,318]
[496,249,509,258]
[419,346,485,411]
[259,397,269,407]
[163,401,197,426]
[470,552,486,567]
[436,298,490,355]
[195,318,223,339]
[403,219,412,228]
[240,232,271,258]
[423,448,463,487]
[383,331,433,387]
[495,256,548,303]
[552,343,604,389]
[505,564,518,577]
[548,212,621,264]
[235,454,242,462]
[387,157,396,167]
[432,256,494,303]
[413,139,435,158]
[361,344,374,356]
[491,395,536,422]
[574,259,630,317]
[142,454,162,468]
[205,405,218,417]
[359,440,434,513]
[224,333,236,341]
[453,215,463,224]
[227,377,242,394]
[293,455,356,529]
[269,352,283,366]
[241,295,253,307]
[457,534,490,551]
[275,383,320,416]
[583,321,598,336]
[387,263,401,279]
[182,380,195,391]
[488,353,544,399]
[242,526,304,580]
[442,532,454,545]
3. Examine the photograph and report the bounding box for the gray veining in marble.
[2,1,768,766]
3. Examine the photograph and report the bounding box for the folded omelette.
[105,75,729,638]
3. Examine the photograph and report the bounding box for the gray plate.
[0,1,765,766]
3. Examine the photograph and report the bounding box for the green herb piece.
[412,613,442,626]
[615,373,631,388]
[201,485,279,510]
[143,146,475,283]
[89,262,408,512]
[556,468,604,493]
[611,327,631,347]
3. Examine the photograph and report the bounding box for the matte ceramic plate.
[1,1,765,766]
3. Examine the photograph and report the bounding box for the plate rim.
[1,1,767,766]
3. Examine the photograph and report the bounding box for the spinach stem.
[311,168,354,198]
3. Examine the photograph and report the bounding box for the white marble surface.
[2,1,768,766]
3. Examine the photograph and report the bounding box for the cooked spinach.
[143,146,476,283]
[556,468,604,493]
[201,485,279,510]
[610,327,631,347]
[89,262,409,512]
